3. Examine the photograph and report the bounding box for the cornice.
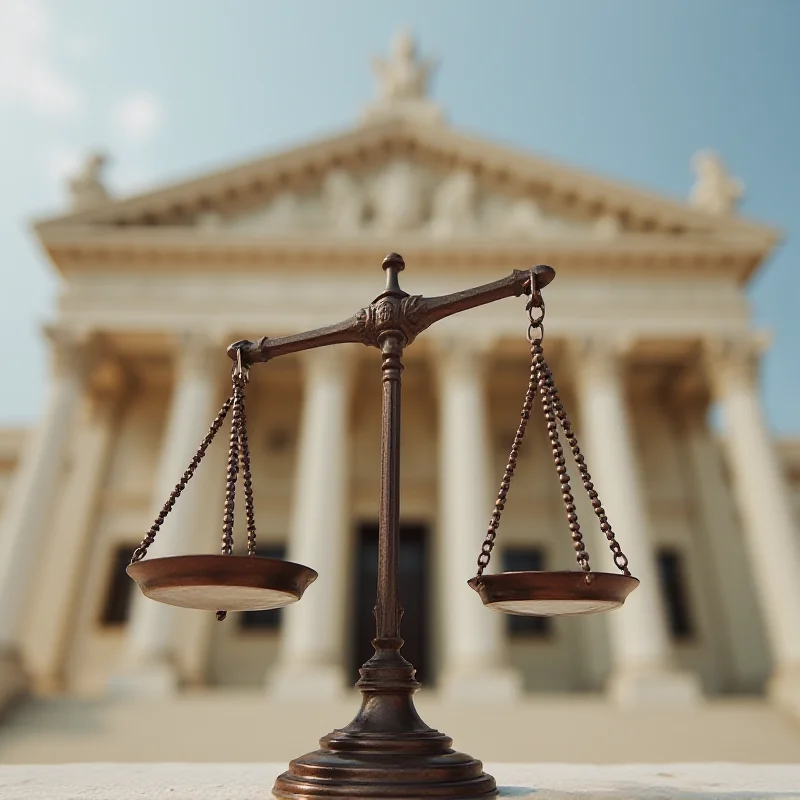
[40,226,763,282]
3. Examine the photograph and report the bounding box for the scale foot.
[274,748,495,799]
[273,644,496,799]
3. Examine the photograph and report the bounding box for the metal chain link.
[130,394,234,565]
[238,388,257,556]
[217,351,252,621]
[221,348,252,558]
[221,378,242,557]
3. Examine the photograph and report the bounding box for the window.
[503,547,551,637]
[100,544,137,626]
[656,548,695,640]
[240,545,287,631]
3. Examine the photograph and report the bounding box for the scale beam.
[226,257,554,365]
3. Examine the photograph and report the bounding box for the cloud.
[41,144,84,186]
[111,91,164,144]
[0,0,83,119]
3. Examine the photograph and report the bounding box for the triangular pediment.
[35,117,779,253]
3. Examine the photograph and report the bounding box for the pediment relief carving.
[221,159,618,241]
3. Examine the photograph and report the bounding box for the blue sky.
[0,0,798,432]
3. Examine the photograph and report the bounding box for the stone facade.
[0,33,799,721]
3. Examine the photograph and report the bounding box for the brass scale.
[127,255,638,799]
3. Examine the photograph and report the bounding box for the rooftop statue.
[364,30,443,124]
[689,150,744,215]
[67,152,111,212]
[373,29,435,102]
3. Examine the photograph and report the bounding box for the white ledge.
[0,763,799,799]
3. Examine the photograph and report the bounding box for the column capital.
[42,325,99,381]
[171,330,225,380]
[86,358,132,420]
[703,332,771,397]
[566,334,636,381]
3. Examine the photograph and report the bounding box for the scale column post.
[375,329,404,644]
[273,254,497,799]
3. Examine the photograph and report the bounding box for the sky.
[0,0,798,432]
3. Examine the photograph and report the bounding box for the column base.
[608,666,702,709]
[268,662,350,700]
[440,664,523,703]
[107,658,179,698]
[768,664,800,717]
[0,648,28,715]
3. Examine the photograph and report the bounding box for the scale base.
[273,641,496,800]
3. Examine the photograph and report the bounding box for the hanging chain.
[222,350,251,557]
[475,269,632,578]
[221,382,241,557]
[130,395,234,565]
[527,280,590,572]
[476,274,542,578]
[542,362,631,576]
[217,349,253,622]
[531,340,591,573]
[476,358,535,578]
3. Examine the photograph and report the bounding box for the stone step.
[1,691,799,764]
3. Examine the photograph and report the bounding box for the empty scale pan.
[127,555,317,612]
[468,571,639,617]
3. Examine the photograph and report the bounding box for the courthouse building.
[1,32,800,746]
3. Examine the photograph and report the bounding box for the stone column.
[706,336,800,714]
[268,347,356,698]
[433,337,522,701]
[679,398,771,693]
[0,327,94,707]
[570,337,700,707]
[23,364,126,692]
[110,332,220,697]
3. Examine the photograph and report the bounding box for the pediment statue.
[372,160,427,233]
[323,169,365,234]
[505,198,547,236]
[430,169,479,237]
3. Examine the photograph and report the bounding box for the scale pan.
[468,571,639,617]
[127,555,318,612]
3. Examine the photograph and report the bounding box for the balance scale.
[127,255,639,799]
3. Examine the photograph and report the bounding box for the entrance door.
[352,523,431,685]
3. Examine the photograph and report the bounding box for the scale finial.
[382,252,406,294]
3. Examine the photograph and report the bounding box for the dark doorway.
[352,523,431,685]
